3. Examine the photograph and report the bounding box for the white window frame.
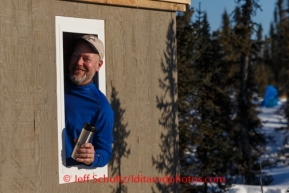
[55,16,107,184]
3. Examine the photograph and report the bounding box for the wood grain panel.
[31,1,63,192]
[0,0,36,192]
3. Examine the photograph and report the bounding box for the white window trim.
[55,16,107,184]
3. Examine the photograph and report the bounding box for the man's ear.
[96,60,103,72]
[99,60,103,68]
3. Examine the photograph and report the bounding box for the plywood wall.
[0,0,178,192]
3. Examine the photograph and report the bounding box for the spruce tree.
[179,6,235,192]
[178,0,275,191]
[177,6,199,192]
[254,31,275,95]
[268,0,289,155]
[229,0,270,184]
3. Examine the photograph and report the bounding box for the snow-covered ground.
[230,99,289,193]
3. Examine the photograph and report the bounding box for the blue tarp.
[261,85,279,108]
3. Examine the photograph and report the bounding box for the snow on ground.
[230,99,289,193]
[229,184,289,193]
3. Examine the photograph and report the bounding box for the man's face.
[69,41,103,85]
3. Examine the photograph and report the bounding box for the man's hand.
[74,138,95,165]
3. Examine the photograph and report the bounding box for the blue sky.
[191,0,276,37]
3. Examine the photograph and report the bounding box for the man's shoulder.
[91,86,113,109]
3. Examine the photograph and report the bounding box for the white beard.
[69,71,95,85]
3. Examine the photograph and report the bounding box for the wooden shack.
[0,0,189,192]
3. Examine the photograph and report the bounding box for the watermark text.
[63,174,226,184]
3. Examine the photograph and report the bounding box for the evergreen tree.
[228,0,270,184]
[178,0,275,191]
[268,0,289,155]
[177,6,198,192]
[265,0,289,129]
[267,0,289,94]
[177,4,195,166]
[254,31,275,95]
[178,6,235,192]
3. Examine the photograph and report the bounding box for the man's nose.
[77,57,84,65]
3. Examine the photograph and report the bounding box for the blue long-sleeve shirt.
[64,78,114,167]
